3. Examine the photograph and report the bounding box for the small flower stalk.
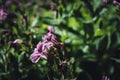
[30,26,63,63]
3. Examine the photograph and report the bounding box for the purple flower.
[0,8,8,20]
[113,0,120,6]
[42,41,54,50]
[42,26,63,46]
[101,76,110,80]
[30,26,63,63]
[30,42,47,63]
[30,41,54,63]
[42,26,57,41]
[42,32,57,41]
[35,42,44,52]
[30,51,47,63]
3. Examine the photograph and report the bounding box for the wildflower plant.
[0,0,120,80]
[30,26,68,79]
[30,26,63,62]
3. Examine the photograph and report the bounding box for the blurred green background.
[0,0,120,80]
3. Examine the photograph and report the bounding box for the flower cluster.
[30,26,63,63]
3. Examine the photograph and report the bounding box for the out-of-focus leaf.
[18,52,25,63]
[111,58,120,63]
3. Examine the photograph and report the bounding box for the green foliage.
[0,0,120,80]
